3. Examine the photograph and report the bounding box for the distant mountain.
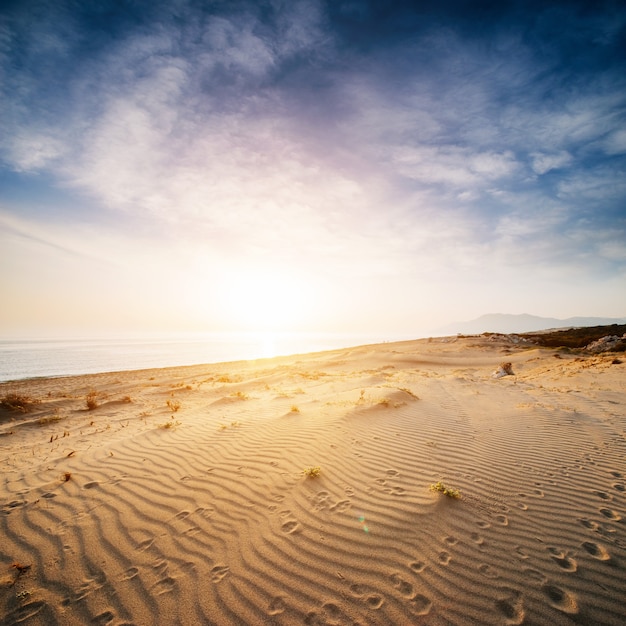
[435,314,626,336]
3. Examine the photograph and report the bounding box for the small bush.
[166,399,181,412]
[303,466,321,478]
[430,481,461,499]
[1,393,38,413]
[85,391,99,410]
[290,405,300,413]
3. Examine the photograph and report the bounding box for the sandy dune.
[1,336,625,625]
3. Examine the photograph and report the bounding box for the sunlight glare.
[220,266,312,332]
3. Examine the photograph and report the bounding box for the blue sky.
[1,0,625,337]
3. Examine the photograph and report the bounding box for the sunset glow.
[0,1,624,338]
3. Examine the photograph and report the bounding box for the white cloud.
[529,151,572,175]
[8,131,66,172]
[603,128,626,156]
[202,16,276,77]
[391,145,518,187]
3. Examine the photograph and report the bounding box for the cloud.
[1,0,625,333]
[529,151,573,175]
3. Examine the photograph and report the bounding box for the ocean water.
[0,332,407,382]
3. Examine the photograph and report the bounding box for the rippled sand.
[1,336,625,625]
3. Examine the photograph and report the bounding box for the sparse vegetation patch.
[430,481,461,499]
[1,393,39,413]
[166,399,181,412]
[159,418,181,430]
[85,391,100,410]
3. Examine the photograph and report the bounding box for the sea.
[0,331,415,383]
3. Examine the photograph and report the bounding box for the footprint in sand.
[495,588,524,625]
[438,551,451,566]
[409,561,427,573]
[175,510,191,520]
[281,520,300,534]
[390,573,415,598]
[305,602,346,625]
[478,563,499,579]
[366,594,385,609]
[329,499,352,513]
[514,546,529,560]
[92,610,116,625]
[477,520,491,529]
[410,594,432,616]
[196,506,214,518]
[153,576,176,595]
[349,584,385,610]
[3,602,52,624]
[119,567,139,581]
[613,483,625,492]
[592,490,612,501]
[581,541,611,561]
[83,481,100,489]
[471,532,485,546]
[579,518,599,531]
[547,548,577,572]
[211,565,230,583]
[268,596,286,615]
[599,508,621,520]
[444,536,458,546]
[314,492,330,511]
[609,470,623,478]
[136,537,155,552]
[541,584,578,614]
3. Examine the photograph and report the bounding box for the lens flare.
[357,514,369,533]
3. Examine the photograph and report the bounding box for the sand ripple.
[1,338,625,624]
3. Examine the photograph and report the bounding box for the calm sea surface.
[0,332,411,382]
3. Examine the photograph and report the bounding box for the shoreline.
[1,335,625,625]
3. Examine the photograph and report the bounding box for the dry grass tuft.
[158,418,181,430]
[85,391,100,410]
[230,390,249,400]
[166,399,181,412]
[1,393,39,413]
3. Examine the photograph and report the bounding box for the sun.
[220,266,311,332]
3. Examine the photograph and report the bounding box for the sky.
[1,0,625,338]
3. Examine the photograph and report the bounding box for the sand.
[1,335,625,625]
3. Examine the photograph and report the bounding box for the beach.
[1,335,624,625]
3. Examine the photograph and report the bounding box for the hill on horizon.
[436,313,626,336]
